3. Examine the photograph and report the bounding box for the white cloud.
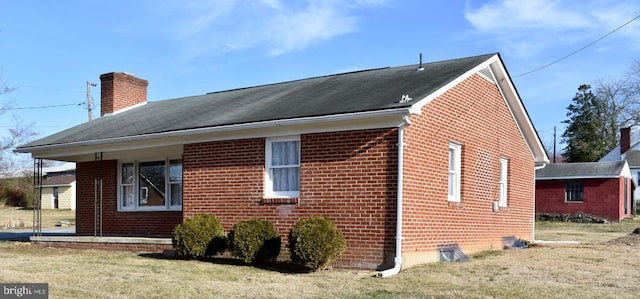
[466,0,591,33]
[464,0,640,57]
[153,0,386,59]
[266,3,356,55]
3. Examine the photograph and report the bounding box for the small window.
[265,137,300,198]
[448,142,462,202]
[565,181,583,202]
[498,158,508,207]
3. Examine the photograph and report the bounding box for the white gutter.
[534,163,547,170]
[378,116,410,277]
[16,108,412,153]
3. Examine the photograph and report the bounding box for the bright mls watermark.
[0,284,48,299]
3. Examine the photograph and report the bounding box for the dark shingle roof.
[42,175,76,186]
[18,54,495,149]
[536,161,628,180]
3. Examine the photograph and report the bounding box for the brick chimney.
[620,127,631,155]
[99,72,148,116]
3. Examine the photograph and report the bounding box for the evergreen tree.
[561,84,616,162]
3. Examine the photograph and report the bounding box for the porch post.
[32,158,43,236]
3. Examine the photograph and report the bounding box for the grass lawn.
[535,217,640,244]
[0,217,639,298]
[0,207,75,229]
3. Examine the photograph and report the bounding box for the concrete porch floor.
[30,233,172,253]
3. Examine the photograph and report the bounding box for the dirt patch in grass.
[604,227,640,246]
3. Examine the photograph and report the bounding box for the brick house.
[16,53,548,272]
[535,161,633,221]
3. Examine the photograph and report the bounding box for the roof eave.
[489,54,549,165]
[409,53,549,165]
[16,108,412,156]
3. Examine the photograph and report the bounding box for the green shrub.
[289,216,347,270]
[289,216,346,270]
[228,219,281,265]
[172,214,226,259]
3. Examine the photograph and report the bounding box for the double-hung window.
[448,142,462,202]
[265,137,300,198]
[119,159,182,211]
[498,157,508,207]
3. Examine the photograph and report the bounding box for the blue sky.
[1,0,640,156]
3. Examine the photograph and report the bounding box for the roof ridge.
[204,53,497,96]
[205,66,391,95]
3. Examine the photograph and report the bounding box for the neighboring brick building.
[16,53,548,272]
[535,161,634,221]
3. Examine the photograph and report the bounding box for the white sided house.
[600,127,639,212]
[40,163,76,210]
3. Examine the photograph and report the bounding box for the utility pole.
[86,81,97,121]
[553,125,557,163]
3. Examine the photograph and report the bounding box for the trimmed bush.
[289,216,346,270]
[228,219,281,265]
[172,214,226,259]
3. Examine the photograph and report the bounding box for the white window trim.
[499,157,508,207]
[448,142,462,202]
[265,136,300,198]
[117,159,182,212]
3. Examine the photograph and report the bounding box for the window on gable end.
[448,142,462,202]
[265,136,300,198]
[499,157,508,207]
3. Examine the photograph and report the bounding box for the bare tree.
[560,59,640,161]
[593,77,638,142]
[0,73,36,177]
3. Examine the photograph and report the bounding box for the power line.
[6,103,79,110]
[514,12,640,78]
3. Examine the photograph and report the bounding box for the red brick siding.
[99,72,148,116]
[182,129,397,270]
[76,160,182,236]
[402,73,536,253]
[535,177,632,221]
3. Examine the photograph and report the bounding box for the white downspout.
[533,162,546,244]
[378,117,409,277]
